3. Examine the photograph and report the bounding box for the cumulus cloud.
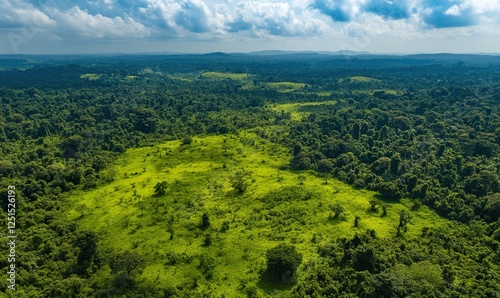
[174,0,214,33]
[0,0,55,28]
[1,0,500,53]
[223,1,328,37]
[53,6,150,38]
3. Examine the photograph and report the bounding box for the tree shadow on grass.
[256,272,296,296]
[373,193,399,204]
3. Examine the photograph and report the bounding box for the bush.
[265,244,303,283]
[229,170,252,193]
[182,136,193,145]
[377,182,402,200]
[201,212,210,228]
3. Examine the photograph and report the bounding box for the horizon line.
[1,50,500,57]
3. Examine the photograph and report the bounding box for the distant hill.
[244,50,370,56]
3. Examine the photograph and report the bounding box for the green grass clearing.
[66,131,449,297]
[349,76,381,83]
[80,73,102,81]
[266,82,307,92]
[271,101,337,120]
[201,71,249,80]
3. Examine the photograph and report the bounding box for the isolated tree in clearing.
[229,170,252,193]
[329,203,345,219]
[265,244,302,283]
[154,181,168,196]
[201,212,210,228]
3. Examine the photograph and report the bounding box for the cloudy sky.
[1,0,499,54]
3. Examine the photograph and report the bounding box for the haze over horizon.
[1,0,500,55]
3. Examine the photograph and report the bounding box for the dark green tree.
[407,175,418,193]
[369,199,379,212]
[329,203,345,219]
[154,181,168,196]
[265,244,303,283]
[377,182,402,200]
[229,170,252,193]
[389,154,401,175]
[354,216,361,227]
[201,212,210,228]
[397,210,412,235]
[110,251,146,277]
[76,231,98,275]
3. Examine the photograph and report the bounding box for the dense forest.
[0,53,499,297]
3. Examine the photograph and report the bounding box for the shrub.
[265,244,303,283]
[377,182,402,200]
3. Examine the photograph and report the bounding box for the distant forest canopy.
[1,52,500,89]
[0,53,499,297]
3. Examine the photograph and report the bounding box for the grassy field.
[67,131,449,297]
[349,76,381,83]
[80,73,102,81]
[271,101,337,120]
[201,71,249,80]
[266,82,307,92]
[352,89,401,96]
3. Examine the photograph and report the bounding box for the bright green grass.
[80,73,102,81]
[266,82,307,92]
[271,101,337,120]
[349,76,381,83]
[202,71,249,80]
[67,131,449,297]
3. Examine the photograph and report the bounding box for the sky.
[0,0,500,54]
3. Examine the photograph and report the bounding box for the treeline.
[293,227,499,297]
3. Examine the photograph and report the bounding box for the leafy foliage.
[265,244,303,283]
[229,170,252,193]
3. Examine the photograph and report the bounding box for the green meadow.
[271,101,337,120]
[80,73,102,81]
[266,82,307,92]
[67,130,448,296]
[201,71,249,80]
[348,76,381,83]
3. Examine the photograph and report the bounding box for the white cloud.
[0,0,55,28]
[54,6,149,38]
[1,0,500,54]
[444,5,462,16]
[220,1,330,37]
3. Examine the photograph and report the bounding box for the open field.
[201,71,249,80]
[80,73,102,81]
[265,82,307,92]
[67,131,449,297]
[271,101,337,120]
[348,76,381,83]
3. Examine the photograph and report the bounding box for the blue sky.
[0,0,499,54]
